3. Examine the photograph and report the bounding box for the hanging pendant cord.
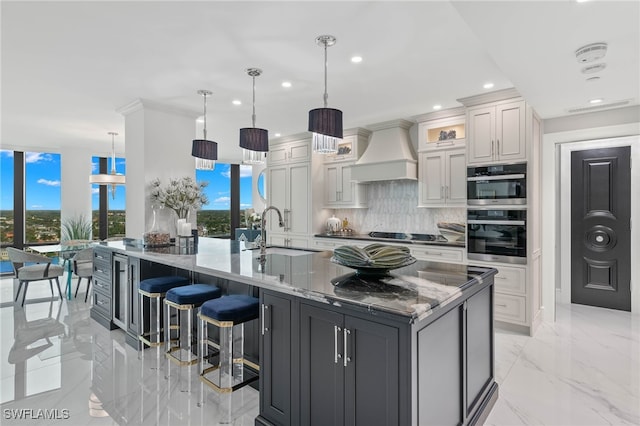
[252,75,257,128]
[323,42,329,108]
[110,133,116,174]
[202,93,208,140]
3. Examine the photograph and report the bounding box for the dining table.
[27,240,94,300]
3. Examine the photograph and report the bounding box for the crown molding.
[456,88,521,107]
[413,106,466,123]
[116,98,201,118]
[365,118,415,132]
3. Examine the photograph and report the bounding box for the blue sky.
[0,150,254,211]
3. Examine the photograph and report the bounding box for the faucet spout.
[260,206,285,255]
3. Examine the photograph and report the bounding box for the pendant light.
[308,34,343,154]
[239,68,268,165]
[89,131,125,199]
[192,89,218,170]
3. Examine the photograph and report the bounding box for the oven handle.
[468,220,525,226]
[467,173,525,182]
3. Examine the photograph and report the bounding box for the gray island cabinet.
[257,267,497,426]
[94,238,497,426]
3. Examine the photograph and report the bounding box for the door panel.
[467,107,494,164]
[300,304,344,426]
[447,150,467,204]
[344,316,399,426]
[422,152,444,204]
[571,147,631,311]
[496,101,526,160]
[325,165,338,204]
[289,164,309,235]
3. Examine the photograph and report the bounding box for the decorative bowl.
[437,222,465,241]
[330,255,416,275]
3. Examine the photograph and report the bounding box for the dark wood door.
[300,304,344,426]
[571,146,631,311]
[260,292,293,425]
[344,315,399,426]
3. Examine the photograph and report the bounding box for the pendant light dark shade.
[239,127,269,152]
[308,108,343,139]
[191,138,217,160]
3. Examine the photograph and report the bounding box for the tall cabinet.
[266,133,327,248]
[459,88,542,336]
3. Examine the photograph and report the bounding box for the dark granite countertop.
[314,233,465,248]
[98,238,492,323]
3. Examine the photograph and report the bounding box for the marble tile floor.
[1,275,638,425]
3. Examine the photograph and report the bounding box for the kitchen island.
[95,237,497,426]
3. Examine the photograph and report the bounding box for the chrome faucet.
[260,206,285,255]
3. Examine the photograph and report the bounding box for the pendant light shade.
[239,68,269,165]
[89,132,125,199]
[308,35,342,154]
[192,89,218,170]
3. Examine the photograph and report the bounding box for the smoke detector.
[575,43,608,63]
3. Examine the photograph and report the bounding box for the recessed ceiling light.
[281,81,292,88]
[274,133,281,137]
[351,56,363,63]
[433,105,442,110]
[232,99,242,106]
[196,116,204,123]
[483,82,494,89]
[589,98,603,104]
[576,0,589,3]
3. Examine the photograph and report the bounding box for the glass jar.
[143,205,171,247]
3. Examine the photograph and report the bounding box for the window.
[196,163,252,239]
[91,155,126,239]
[25,152,61,244]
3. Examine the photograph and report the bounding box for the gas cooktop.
[367,232,446,242]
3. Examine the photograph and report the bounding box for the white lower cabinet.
[269,234,309,248]
[410,245,465,264]
[469,261,531,330]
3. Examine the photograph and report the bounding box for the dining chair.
[7,247,65,307]
[71,247,94,302]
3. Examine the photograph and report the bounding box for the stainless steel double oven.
[467,163,527,264]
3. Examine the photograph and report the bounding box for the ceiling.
[2,1,638,162]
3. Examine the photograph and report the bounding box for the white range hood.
[350,119,417,182]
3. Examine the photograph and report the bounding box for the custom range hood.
[350,119,417,182]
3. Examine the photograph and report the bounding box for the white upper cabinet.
[417,114,466,151]
[418,149,466,207]
[321,128,371,208]
[467,100,526,165]
[268,139,311,165]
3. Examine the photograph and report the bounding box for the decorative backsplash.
[333,181,465,234]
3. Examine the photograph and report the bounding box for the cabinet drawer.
[494,293,526,324]
[410,246,464,263]
[93,261,111,280]
[493,265,526,295]
[92,291,112,318]
[92,277,111,295]
[93,248,110,264]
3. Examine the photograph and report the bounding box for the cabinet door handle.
[343,328,351,367]
[445,186,449,199]
[495,276,507,280]
[496,303,508,308]
[497,139,500,157]
[491,140,495,159]
[261,304,269,335]
[440,186,444,198]
[334,326,342,363]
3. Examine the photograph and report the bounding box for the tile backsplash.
[333,181,465,234]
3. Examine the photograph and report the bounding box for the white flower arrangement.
[249,212,262,223]
[149,177,209,219]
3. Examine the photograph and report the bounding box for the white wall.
[542,106,640,320]
[60,147,93,236]
[119,99,199,238]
